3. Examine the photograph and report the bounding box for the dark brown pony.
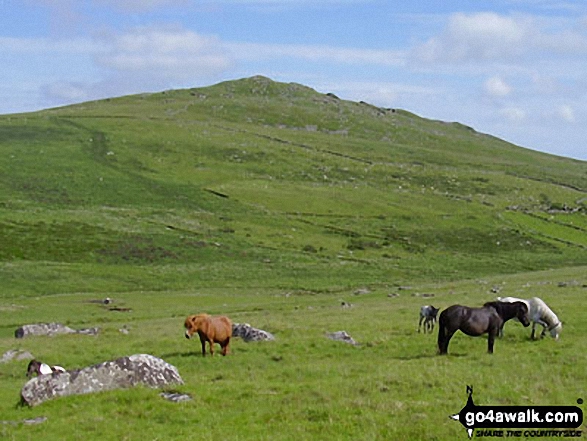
[437,304,510,355]
[483,301,530,337]
[184,314,232,356]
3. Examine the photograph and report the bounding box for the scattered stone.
[87,297,112,305]
[341,301,353,308]
[1,349,34,363]
[232,323,275,342]
[558,280,579,288]
[20,354,183,407]
[327,331,358,345]
[23,417,48,425]
[1,416,47,426]
[354,287,371,295]
[15,323,99,339]
[387,293,400,298]
[159,391,192,403]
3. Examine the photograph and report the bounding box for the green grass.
[0,76,586,439]
[0,268,586,440]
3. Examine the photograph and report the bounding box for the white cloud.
[226,42,405,66]
[29,0,189,14]
[95,27,233,81]
[557,104,576,122]
[412,12,587,66]
[94,0,189,12]
[413,13,531,63]
[0,36,103,54]
[500,107,526,122]
[484,76,512,97]
[41,82,90,103]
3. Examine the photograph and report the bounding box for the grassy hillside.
[1,76,586,440]
[0,76,585,297]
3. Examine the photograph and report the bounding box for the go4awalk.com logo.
[450,386,583,439]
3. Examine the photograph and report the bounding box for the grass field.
[0,268,585,440]
[0,76,586,440]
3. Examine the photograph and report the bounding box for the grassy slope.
[0,76,586,440]
[1,76,586,297]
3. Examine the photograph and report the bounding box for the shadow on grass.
[161,351,202,359]
[390,351,470,360]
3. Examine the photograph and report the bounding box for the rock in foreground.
[15,323,99,338]
[21,354,183,407]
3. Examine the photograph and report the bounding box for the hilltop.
[0,75,586,296]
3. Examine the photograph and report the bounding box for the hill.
[0,75,586,297]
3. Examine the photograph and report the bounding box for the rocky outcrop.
[327,331,358,345]
[1,349,34,363]
[20,354,183,407]
[232,323,275,342]
[15,323,99,338]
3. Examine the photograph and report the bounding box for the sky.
[1,0,586,161]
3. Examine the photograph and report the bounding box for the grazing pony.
[437,304,509,354]
[26,359,66,378]
[418,305,440,333]
[498,296,562,340]
[184,314,232,356]
[483,300,530,337]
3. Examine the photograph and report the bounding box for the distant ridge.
[0,75,586,294]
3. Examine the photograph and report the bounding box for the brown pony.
[184,314,232,356]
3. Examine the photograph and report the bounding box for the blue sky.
[1,0,586,160]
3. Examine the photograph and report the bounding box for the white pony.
[497,296,562,340]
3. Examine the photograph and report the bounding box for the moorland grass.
[0,76,586,440]
[0,268,586,440]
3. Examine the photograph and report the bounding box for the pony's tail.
[437,311,446,354]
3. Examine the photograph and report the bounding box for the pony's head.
[549,321,562,340]
[26,360,41,378]
[514,302,530,327]
[184,314,208,339]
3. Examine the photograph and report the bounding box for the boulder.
[232,323,275,342]
[327,331,358,345]
[14,323,99,338]
[1,349,34,363]
[20,354,183,407]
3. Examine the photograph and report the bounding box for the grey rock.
[14,323,99,338]
[23,417,48,425]
[327,331,358,345]
[232,323,275,342]
[20,354,183,407]
[1,349,34,363]
[160,391,192,402]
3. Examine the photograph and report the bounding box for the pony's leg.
[209,341,215,357]
[440,330,456,354]
[488,329,498,353]
[221,338,230,356]
[200,338,207,356]
[418,316,424,333]
[531,322,537,340]
[438,323,456,355]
